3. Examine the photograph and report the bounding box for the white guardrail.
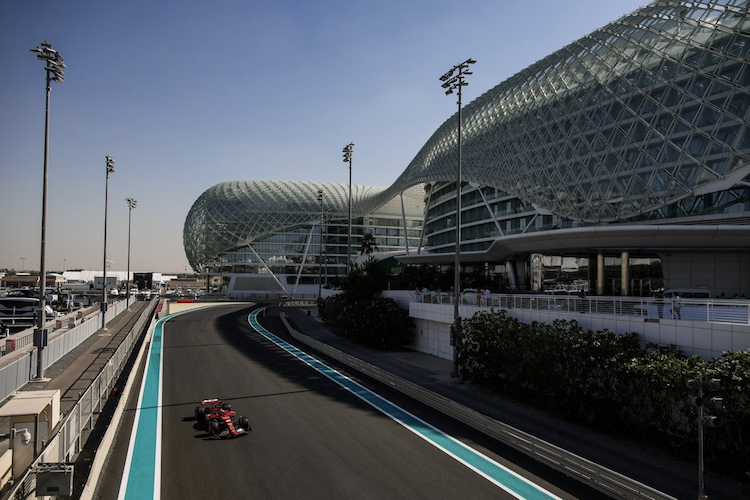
[280,311,677,500]
[3,298,158,499]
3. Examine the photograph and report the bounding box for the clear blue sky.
[0,0,646,274]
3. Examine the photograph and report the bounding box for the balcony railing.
[414,292,750,326]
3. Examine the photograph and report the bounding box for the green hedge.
[318,294,413,349]
[454,309,750,475]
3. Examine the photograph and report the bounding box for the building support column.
[597,251,605,296]
[506,261,519,290]
[621,251,630,296]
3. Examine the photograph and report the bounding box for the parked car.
[0,297,56,320]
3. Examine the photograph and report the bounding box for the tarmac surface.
[3,301,748,500]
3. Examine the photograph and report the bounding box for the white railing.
[0,299,134,404]
[415,292,750,326]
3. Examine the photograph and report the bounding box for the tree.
[339,257,387,303]
[360,232,380,256]
[318,255,413,349]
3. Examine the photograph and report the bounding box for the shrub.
[318,258,414,350]
[341,297,413,349]
[453,308,750,475]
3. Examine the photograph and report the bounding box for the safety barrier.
[3,298,158,498]
[280,312,676,500]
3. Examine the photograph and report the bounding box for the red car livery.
[195,398,251,438]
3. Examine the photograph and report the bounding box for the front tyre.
[239,416,250,431]
[195,406,207,429]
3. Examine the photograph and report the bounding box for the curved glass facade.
[406,0,750,223]
[184,180,424,274]
[185,0,750,292]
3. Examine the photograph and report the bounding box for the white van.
[0,297,56,320]
[662,288,712,299]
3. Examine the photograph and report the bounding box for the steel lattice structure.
[400,0,750,223]
[184,180,419,272]
[185,0,750,271]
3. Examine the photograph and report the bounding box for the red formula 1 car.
[194,398,251,438]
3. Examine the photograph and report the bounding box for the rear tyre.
[222,403,232,411]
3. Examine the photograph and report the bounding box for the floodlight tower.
[102,155,115,330]
[342,142,354,273]
[317,189,324,299]
[439,58,476,378]
[125,198,138,305]
[30,41,65,380]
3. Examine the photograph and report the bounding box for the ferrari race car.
[195,398,251,438]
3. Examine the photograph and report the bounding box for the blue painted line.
[119,305,221,500]
[118,315,165,500]
[248,308,562,500]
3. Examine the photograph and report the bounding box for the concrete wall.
[408,301,750,362]
[660,252,750,298]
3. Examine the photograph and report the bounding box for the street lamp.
[317,189,324,299]
[102,155,115,330]
[342,142,354,273]
[440,58,475,378]
[30,41,65,380]
[125,198,137,305]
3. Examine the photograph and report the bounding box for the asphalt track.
[101,303,612,500]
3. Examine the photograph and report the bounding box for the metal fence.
[4,298,157,499]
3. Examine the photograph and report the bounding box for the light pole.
[440,58,475,378]
[30,41,65,381]
[323,213,328,288]
[20,258,26,272]
[687,376,724,500]
[317,189,324,299]
[342,142,354,273]
[102,155,115,330]
[125,198,137,305]
[219,253,225,296]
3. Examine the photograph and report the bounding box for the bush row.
[318,294,413,350]
[453,310,750,476]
